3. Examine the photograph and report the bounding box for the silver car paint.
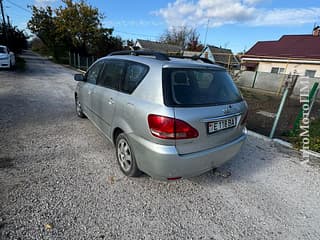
[75,55,247,179]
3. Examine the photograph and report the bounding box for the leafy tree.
[27,6,60,57]
[0,20,28,53]
[55,0,107,55]
[28,0,123,60]
[92,31,123,57]
[27,6,68,59]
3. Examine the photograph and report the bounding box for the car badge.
[223,105,232,114]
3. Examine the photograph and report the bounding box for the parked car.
[74,50,248,180]
[0,45,15,69]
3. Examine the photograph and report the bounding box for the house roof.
[244,35,320,60]
[136,39,182,54]
[205,45,239,66]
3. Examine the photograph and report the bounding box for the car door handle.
[108,98,115,105]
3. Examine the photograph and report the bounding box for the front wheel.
[116,133,142,177]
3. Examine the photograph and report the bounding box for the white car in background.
[0,45,15,69]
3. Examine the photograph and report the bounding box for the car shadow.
[188,136,282,185]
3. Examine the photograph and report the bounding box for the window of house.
[271,67,285,74]
[305,70,316,78]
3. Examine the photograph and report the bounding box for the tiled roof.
[207,45,239,65]
[136,39,182,53]
[244,35,320,59]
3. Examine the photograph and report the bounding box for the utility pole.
[0,0,5,25]
[0,0,7,44]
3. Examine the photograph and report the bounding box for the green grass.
[284,119,320,153]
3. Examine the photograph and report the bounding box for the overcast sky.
[4,0,320,52]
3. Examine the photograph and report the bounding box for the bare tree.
[186,29,203,51]
[160,26,202,50]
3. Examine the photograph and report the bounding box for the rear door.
[163,68,247,155]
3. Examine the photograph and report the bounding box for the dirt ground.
[240,87,320,138]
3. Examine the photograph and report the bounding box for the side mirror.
[74,73,85,81]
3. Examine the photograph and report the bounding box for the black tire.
[116,133,142,177]
[75,97,86,118]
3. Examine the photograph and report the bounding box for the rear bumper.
[128,129,247,180]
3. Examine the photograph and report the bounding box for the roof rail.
[108,50,170,61]
[170,55,215,64]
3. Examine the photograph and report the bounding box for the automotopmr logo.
[299,79,310,162]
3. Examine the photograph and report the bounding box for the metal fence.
[69,52,96,71]
[236,70,320,154]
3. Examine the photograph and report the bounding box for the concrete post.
[73,53,76,67]
[86,57,89,70]
[77,54,80,69]
[251,71,258,88]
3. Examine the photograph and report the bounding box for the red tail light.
[241,111,248,125]
[148,114,199,139]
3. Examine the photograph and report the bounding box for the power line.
[6,0,32,14]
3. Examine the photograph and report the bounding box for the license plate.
[208,117,236,133]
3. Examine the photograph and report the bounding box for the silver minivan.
[74,51,247,180]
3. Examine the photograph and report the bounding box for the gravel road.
[1,51,320,240]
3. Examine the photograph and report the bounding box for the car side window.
[86,61,103,85]
[97,60,125,90]
[122,62,149,94]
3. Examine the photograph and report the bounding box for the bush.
[284,119,320,153]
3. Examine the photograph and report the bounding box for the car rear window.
[163,68,242,107]
[0,47,5,53]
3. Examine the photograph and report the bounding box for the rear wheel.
[75,97,86,118]
[116,133,142,177]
